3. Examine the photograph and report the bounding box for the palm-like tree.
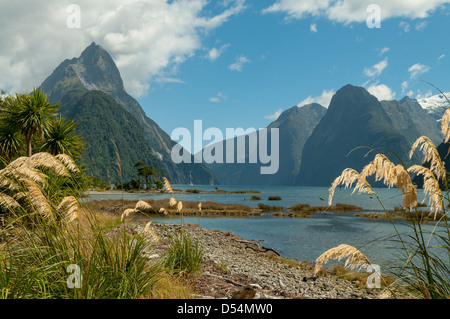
[40,116,83,157]
[4,88,57,157]
[0,120,23,160]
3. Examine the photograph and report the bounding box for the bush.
[164,229,204,274]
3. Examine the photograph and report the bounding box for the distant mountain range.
[208,103,326,185]
[208,85,445,187]
[40,42,217,184]
[297,85,427,186]
[38,42,447,187]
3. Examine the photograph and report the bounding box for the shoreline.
[134,219,395,299]
[88,197,438,222]
[86,189,262,196]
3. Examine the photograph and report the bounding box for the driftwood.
[261,246,281,256]
[202,272,245,287]
[234,238,281,256]
[302,275,317,282]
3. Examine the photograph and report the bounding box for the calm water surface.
[88,185,446,269]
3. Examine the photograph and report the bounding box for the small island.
[273,203,363,218]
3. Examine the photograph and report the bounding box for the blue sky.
[1,0,450,145]
[134,1,450,140]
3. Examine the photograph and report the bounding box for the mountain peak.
[80,42,106,57]
[400,95,413,103]
[39,43,218,185]
[336,84,368,95]
[327,84,375,113]
[299,102,325,111]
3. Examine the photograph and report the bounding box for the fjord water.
[89,185,443,269]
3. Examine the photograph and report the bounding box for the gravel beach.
[133,220,390,299]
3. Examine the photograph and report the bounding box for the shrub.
[164,229,204,274]
[0,152,162,299]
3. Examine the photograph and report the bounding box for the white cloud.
[0,0,246,97]
[154,77,185,84]
[297,89,335,108]
[401,81,409,95]
[380,47,390,55]
[263,0,450,24]
[438,54,446,60]
[367,83,396,101]
[408,63,430,79]
[265,108,283,120]
[400,81,414,97]
[310,23,318,32]
[209,92,227,103]
[416,90,433,99]
[364,58,388,78]
[399,21,411,32]
[206,44,230,61]
[415,20,428,31]
[228,55,251,72]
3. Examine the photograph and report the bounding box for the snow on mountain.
[417,92,450,109]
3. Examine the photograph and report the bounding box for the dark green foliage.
[164,229,204,274]
[0,119,23,160]
[86,175,110,190]
[135,161,156,189]
[40,116,83,158]
[40,42,217,185]
[2,88,58,157]
[0,90,85,175]
[64,90,167,183]
[154,180,163,190]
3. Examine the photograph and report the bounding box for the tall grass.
[161,177,204,275]
[163,229,204,275]
[324,88,450,299]
[0,152,191,299]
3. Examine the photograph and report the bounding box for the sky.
[1,0,450,145]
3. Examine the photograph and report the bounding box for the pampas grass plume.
[121,208,139,222]
[57,196,79,223]
[169,197,177,207]
[163,177,174,194]
[135,201,153,213]
[315,244,371,274]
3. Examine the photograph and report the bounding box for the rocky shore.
[133,220,392,299]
